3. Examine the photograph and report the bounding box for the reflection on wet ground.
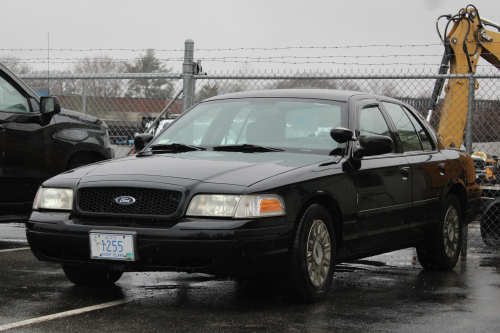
[0,228,499,332]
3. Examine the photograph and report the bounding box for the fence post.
[82,79,87,114]
[461,73,476,257]
[182,39,195,112]
[465,73,476,155]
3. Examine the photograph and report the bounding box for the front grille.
[77,187,182,217]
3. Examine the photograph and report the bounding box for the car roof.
[202,89,370,103]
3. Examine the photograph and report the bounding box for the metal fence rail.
[15,40,500,255]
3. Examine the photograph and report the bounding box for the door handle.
[0,124,5,132]
[399,166,411,174]
[438,163,446,173]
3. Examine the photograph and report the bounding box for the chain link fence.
[17,49,500,255]
[19,73,184,158]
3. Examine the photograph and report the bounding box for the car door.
[380,101,449,240]
[0,71,55,211]
[351,100,413,252]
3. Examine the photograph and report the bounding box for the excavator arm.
[428,5,500,148]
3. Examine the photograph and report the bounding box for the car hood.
[77,151,332,187]
[55,109,107,128]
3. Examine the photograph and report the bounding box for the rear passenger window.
[402,106,434,151]
[382,102,423,152]
[358,106,394,153]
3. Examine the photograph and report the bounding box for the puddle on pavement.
[142,285,204,290]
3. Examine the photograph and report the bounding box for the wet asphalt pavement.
[1,223,499,332]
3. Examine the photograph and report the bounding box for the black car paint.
[26,89,481,277]
[0,63,113,219]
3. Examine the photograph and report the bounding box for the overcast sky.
[2,0,500,73]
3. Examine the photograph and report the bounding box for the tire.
[286,204,336,302]
[62,264,123,286]
[480,198,500,247]
[417,195,462,270]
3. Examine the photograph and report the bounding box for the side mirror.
[40,96,61,114]
[330,127,355,143]
[134,133,154,151]
[353,135,393,159]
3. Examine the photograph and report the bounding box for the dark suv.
[0,63,114,222]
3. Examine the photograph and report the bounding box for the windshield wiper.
[147,143,206,154]
[212,144,284,153]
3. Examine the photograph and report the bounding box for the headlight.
[33,187,74,210]
[186,194,285,218]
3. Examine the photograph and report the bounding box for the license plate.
[90,232,136,261]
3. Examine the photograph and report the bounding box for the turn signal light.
[260,199,282,212]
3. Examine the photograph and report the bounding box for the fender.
[295,191,342,222]
[57,142,112,174]
[442,178,466,203]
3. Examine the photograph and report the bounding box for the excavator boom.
[429,6,500,148]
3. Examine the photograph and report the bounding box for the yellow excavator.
[427,5,500,247]
[427,4,500,149]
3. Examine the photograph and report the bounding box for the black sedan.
[27,89,481,302]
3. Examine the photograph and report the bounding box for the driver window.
[358,106,394,153]
[0,76,30,113]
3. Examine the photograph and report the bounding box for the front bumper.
[26,211,291,277]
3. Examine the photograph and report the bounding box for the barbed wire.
[0,54,463,62]
[4,59,492,67]
[4,42,500,54]
[0,44,448,53]
[4,51,500,65]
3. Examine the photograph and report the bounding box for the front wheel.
[417,195,462,270]
[62,264,123,286]
[286,204,336,302]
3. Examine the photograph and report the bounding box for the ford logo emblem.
[115,196,136,205]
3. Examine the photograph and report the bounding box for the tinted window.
[402,106,434,151]
[358,106,394,153]
[382,102,422,152]
[0,76,30,113]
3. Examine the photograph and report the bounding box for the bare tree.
[267,72,362,91]
[0,56,67,95]
[65,54,125,98]
[0,56,33,74]
[368,79,400,97]
[273,78,340,89]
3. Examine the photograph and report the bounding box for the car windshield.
[151,98,347,155]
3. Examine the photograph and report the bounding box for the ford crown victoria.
[26,89,481,302]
